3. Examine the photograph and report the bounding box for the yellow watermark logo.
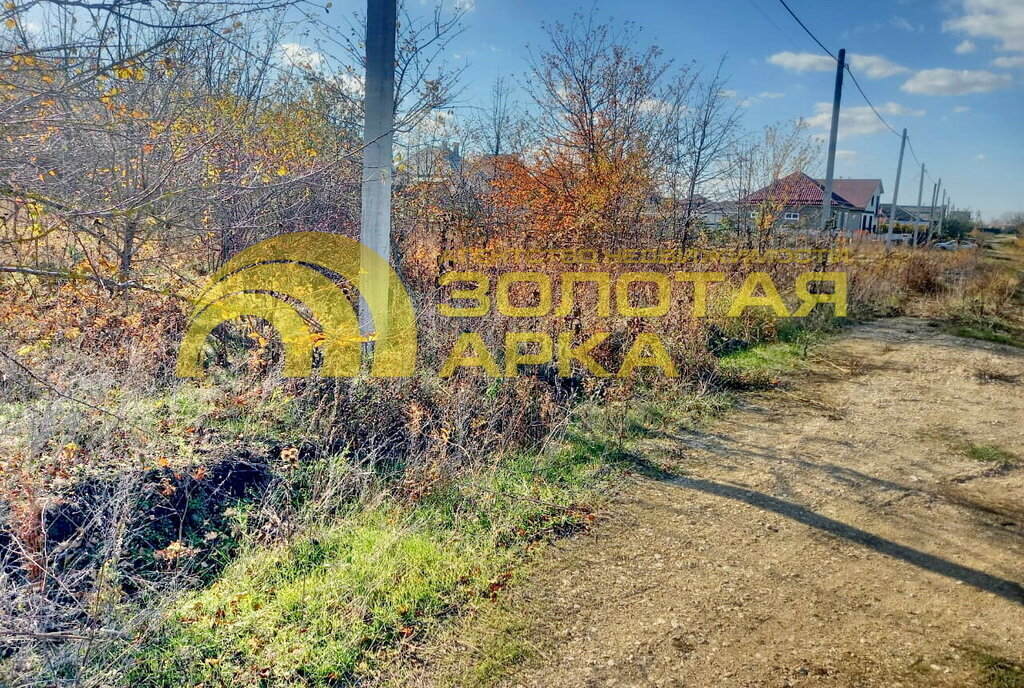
[435,270,847,378]
[177,234,847,380]
[176,232,417,378]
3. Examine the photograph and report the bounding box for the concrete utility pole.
[925,179,939,245]
[912,163,925,247]
[916,164,925,207]
[886,128,907,247]
[359,0,398,340]
[937,189,948,238]
[820,48,845,233]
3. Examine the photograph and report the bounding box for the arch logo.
[176,232,416,378]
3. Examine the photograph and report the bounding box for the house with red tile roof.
[741,171,883,234]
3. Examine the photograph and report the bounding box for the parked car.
[935,240,977,250]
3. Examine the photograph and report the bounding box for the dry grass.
[1,231,1019,685]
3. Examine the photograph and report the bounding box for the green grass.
[960,442,1020,466]
[117,330,826,686]
[923,430,1021,467]
[126,512,487,686]
[947,307,1024,350]
[719,341,804,373]
[420,605,535,688]
[965,647,1024,688]
[716,339,811,389]
[121,409,633,687]
[715,325,833,387]
[951,325,1024,349]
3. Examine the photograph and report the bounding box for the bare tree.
[470,75,531,156]
[1,0,467,284]
[315,0,467,134]
[722,120,820,249]
[671,58,742,241]
[528,12,690,166]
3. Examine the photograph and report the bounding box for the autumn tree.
[0,0,464,289]
[521,11,693,244]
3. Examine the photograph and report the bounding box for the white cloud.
[719,89,738,98]
[334,71,364,96]
[836,149,859,162]
[975,153,987,160]
[758,91,785,99]
[849,54,910,78]
[901,68,1013,95]
[767,51,908,78]
[806,101,925,139]
[993,55,1024,68]
[891,16,923,32]
[639,98,680,114]
[768,51,834,73]
[455,0,476,11]
[411,110,457,141]
[956,39,977,53]
[945,0,1024,52]
[954,105,971,112]
[279,42,324,69]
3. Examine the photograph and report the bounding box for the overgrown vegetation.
[2,2,1022,686]
[106,399,673,686]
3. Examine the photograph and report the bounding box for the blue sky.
[314,0,1024,220]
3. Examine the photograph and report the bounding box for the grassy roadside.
[114,385,743,686]
[106,325,830,687]
[18,239,1022,686]
[942,233,1024,349]
[380,338,820,688]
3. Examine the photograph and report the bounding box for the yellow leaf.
[5,19,16,29]
[276,165,288,176]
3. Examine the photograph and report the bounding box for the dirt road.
[426,318,1024,687]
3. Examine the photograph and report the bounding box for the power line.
[774,0,901,138]
[906,138,935,183]
[745,0,804,52]
[775,0,835,59]
[768,0,954,229]
[844,67,900,138]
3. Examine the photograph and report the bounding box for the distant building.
[740,172,884,234]
[695,199,741,226]
[741,172,851,232]
[826,178,883,231]
[877,204,936,230]
[398,143,462,184]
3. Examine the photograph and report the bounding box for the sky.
[306,0,1024,220]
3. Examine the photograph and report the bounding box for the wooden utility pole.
[886,128,907,247]
[359,0,398,340]
[820,49,845,233]
[912,163,925,247]
[925,179,939,245]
